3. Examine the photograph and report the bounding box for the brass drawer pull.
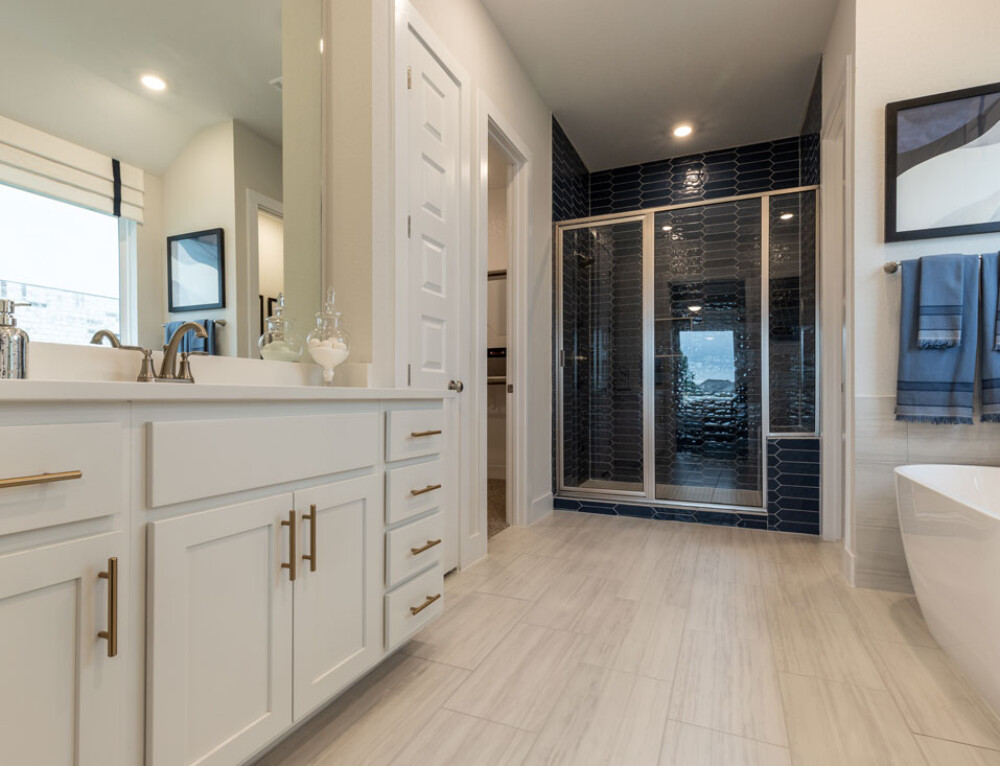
[410,430,442,438]
[411,539,442,556]
[410,593,441,615]
[97,557,118,658]
[0,470,83,489]
[410,484,442,497]
[302,504,317,572]
[281,510,297,581]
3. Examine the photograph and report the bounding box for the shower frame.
[555,185,821,514]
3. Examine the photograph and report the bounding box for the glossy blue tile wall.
[589,136,818,216]
[552,117,590,222]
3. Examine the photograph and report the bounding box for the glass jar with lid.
[257,293,303,362]
[306,288,350,384]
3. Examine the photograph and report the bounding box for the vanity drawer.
[386,511,443,588]
[0,422,124,536]
[385,409,444,463]
[148,412,379,507]
[385,563,444,650]
[385,459,444,526]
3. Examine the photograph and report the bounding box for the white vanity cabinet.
[0,531,128,766]
[0,388,451,766]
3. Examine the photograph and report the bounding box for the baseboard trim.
[527,492,553,526]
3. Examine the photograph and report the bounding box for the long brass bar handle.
[410,430,442,438]
[410,593,441,615]
[281,510,297,581]
[410,539,442,556]
[0,470,83,489]
[97,557,118,658]
[410,484,442,497]
[302,504,317,572]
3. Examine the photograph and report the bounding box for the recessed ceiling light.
[780,212,794,221]
[661,225,673,232]
[140,74,167,92]
[673,123,694,138]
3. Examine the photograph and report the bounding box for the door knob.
[448,380,464,393]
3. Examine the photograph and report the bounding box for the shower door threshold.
[556,488,767,516]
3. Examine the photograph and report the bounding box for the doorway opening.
[245,191,284,357]
[486,137,514,538]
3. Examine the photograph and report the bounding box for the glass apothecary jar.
[258,293,303,362]
[306,288,350,384]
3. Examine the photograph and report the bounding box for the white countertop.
[0,379,454,402]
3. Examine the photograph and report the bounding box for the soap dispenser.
[0,300,29,380]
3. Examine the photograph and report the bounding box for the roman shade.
[0,114,144,223]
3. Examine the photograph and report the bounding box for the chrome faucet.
[159,322,208,383]
[90,330,156,382]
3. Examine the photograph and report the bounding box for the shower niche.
[557,188,817,513]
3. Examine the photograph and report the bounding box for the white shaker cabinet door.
[0,531,127,766]
[147,494,294,766]
[292,474,382,720]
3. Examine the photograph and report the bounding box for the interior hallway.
[255,512,1000,765]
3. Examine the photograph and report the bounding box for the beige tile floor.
[254,511,1000,766]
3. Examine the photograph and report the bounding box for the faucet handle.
[177,352,196,383]
[136,349,156,383]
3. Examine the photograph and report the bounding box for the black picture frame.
[886,81,1000,242]
[167,228,225,312]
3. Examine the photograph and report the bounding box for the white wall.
[136,172,165,350]
[163,121,237,356]
[850,0,1000,590]
[411,0,555,520]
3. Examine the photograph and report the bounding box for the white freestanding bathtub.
[896,464,1000,714]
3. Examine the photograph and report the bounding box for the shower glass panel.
[561,219,644,492]
[768,190,818,433]
[653,200,764,508]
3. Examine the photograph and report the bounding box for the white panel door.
[147,495,294,766]
[0,531,126,766]
[406,29,461,390]
[292,474,381,720]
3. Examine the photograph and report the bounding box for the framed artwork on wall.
[167,228,225,311]
[886,81,1000,242]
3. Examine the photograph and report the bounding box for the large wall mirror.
[0,0,323,359]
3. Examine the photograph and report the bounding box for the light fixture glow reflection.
[140,74,167,91]
[688,305,702,313]
[780,212,794,221]
[661,225,673,232]
[672,123,694,138]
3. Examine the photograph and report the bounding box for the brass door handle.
[410,593,441,615]
[411,539,442,556]
[97,557,118,658]
[410,430,442,438]
[410,484,442,497]
[302,504,317,572]
[281,510,297,581]
[0,470,82,489]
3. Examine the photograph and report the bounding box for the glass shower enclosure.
[557,188,817,512]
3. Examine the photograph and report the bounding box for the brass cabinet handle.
[411,539,442,556]
[281,510,297,581]
[410,430,442,438]
[97,557,118,658]
[0,470,83,489]
[302,504,317,572]
[410,593,441,615]
[410,484,442,497]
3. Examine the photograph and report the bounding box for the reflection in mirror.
[0,0,323,360]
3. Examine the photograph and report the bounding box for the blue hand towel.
[982,253,1000,422]
[164,319,217,355]
[917,254,966,349]
[896,255,979,424]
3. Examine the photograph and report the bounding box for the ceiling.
[480,0,837,171]
[0,0,283,174]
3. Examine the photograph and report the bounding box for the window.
[678,329,736,397]
[0,182,127,345]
